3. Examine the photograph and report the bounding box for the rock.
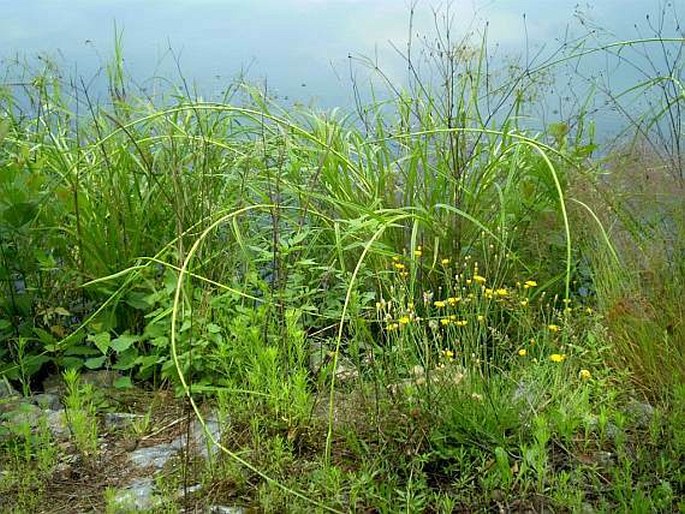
[308,340,359,383]
[80,370,123,388]
[167,411,222,459]
[112,477,160,512]
[129,412,224,470]
[32,393,62,411]
[595,450,615,468]
[129,443,177,470]
[180,484,203,495]
[206,506,246,514]
[194,412,222,459]
[104,412,144,431]
[0,395,23,415]
[42,374,64,394]
[45,409,70,440]
[43,370,123,394]
[625,400,655,429]
[1,402,42,428]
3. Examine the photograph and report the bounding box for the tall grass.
[0,8,684,511]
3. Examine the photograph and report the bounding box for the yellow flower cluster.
[441,349,455,361]
[439,316,468,327]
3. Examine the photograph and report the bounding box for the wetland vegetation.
[0,4,684,512]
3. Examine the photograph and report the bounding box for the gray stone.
[308,340,359,382]
[167,412,222,459]
[206,506,246,514]
[43,370,123,394]
[595,451,615,467]
[583,414,621,441]
[194,413,222,459]
[104,412,144,430]
[0,395,23,415]
[625,400,655,429]
[128,412,224,470]
[32,393,62,411]
[181,484,202,495]
[129,443,178,470]
[112,477,160,512]
[2,402,42,428]
[45,409,70,439]
[80,370,123,388]
[42,374,64,394]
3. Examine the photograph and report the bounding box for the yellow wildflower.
[442,349,454,360]
[524,280,538,289]
[434,300,447,308]
[441,258,450,265]
[447,296,460,306]
[393,262,405,270]
[414,246,422,257]
[495,288,508,297]
[518,348,527,357]
[454,320,468,327]
[549,353,566,363]
[473,275,486,284]
[579,369,591,380]
[398,316,410,325]
[520,298,529,307]
[440,318,451,326]
[386,323,399,331]
[477,315,485,322]
[547,324,561,332]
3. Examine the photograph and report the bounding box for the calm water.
[1,1,683,135]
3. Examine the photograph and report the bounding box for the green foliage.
[0,9,683,511]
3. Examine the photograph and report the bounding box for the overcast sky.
[1,1,682,111]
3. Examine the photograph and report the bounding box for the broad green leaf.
[84,356,107,369]
[112,347,138,370]
[114,376,133,389]
[110,333,139,353]
[206,323,222,334]
[89,332,111,355]
[125,291,154,310]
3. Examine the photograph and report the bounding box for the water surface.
[1,1,682,134]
